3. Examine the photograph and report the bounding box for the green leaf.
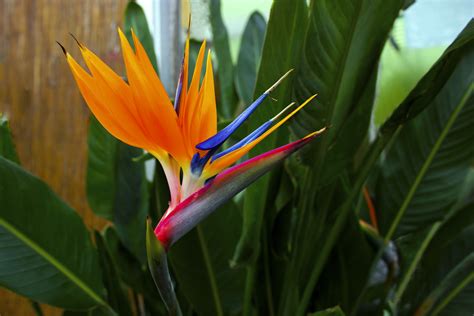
[124,1,158,73]
[234,0,309,267]
[400,223,474,316]
[318,66,377,185]
[169,201,245,316]
[235,12,266,105]
[102,227,167,315]
[0,157,107,310]
[279,0,403,313]
[428,202,474,250]
[374,44,444,126]
[292,0,403,167]
[95,231,132,316]
[415,252,474,316]
[376,22,474,238]
[380,20,474,135]
[314,211,376,313]
[86,116,149,263]
[209,0,238,119]
[0,115,20,164]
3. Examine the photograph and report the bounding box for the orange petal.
[118,29,188,162]
[66,54,145,147]
[181,40,207,156]
[76,46,152,145]
[197,52,217,143]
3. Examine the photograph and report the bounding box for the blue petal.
[190,149,216,176]
[210,101,296,162]
[196,93,268,150]
[196,69,293,151]
[211,120,272,161]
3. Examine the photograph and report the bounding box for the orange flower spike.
[118,29,188,163]
[198,51,218,143]
[74,46,151,144]
[62,28,326,251]
[65,54,145,148]
[182,40,207,156]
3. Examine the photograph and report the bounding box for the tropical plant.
[0,1,472,316]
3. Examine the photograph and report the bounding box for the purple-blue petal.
[211,120,273,161]
[196,92,269,150]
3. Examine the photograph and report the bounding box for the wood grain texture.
[0,0,128,314]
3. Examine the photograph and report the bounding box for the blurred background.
[0,0,472,314]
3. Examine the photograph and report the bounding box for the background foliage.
[0,0,472,315]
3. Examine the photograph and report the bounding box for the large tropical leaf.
[0,157,107,310]
[94,231,132,316]
[234,0,309,266]
[375,22,474,237]
[235,11,266,105]
[124,1,158,73]
[400,221,474,316]
[278,0,402,313]
[86,116,149,263]
[209,0,238,119]
[102,227,167,315]
[168,201,245,316]
[292,0,403,171]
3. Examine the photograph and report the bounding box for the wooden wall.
[0,0,128,314]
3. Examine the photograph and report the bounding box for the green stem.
[262,228,275,316]
[431,272,474,316]
[394,222,442,303]
[197,226,223,316]
[243,266,256,316]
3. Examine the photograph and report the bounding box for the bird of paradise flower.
[60,27,325,314]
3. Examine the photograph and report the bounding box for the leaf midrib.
[0,218,108,308]
[385,83,474,241]
[309,0,363,170]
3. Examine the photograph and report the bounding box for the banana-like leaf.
[292,0,403,167]
[0,115,20,164]
[234,0,309,267]
[0,157,107,310]
[400,222,474,316]
[415,253,473,316]
[376,21,474,237]
[95,231,132,316]
[102,227,167,315]
[279,0,402,312]
[235,12,266,105]
[86,116,149,263]
[209,0,238,119]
